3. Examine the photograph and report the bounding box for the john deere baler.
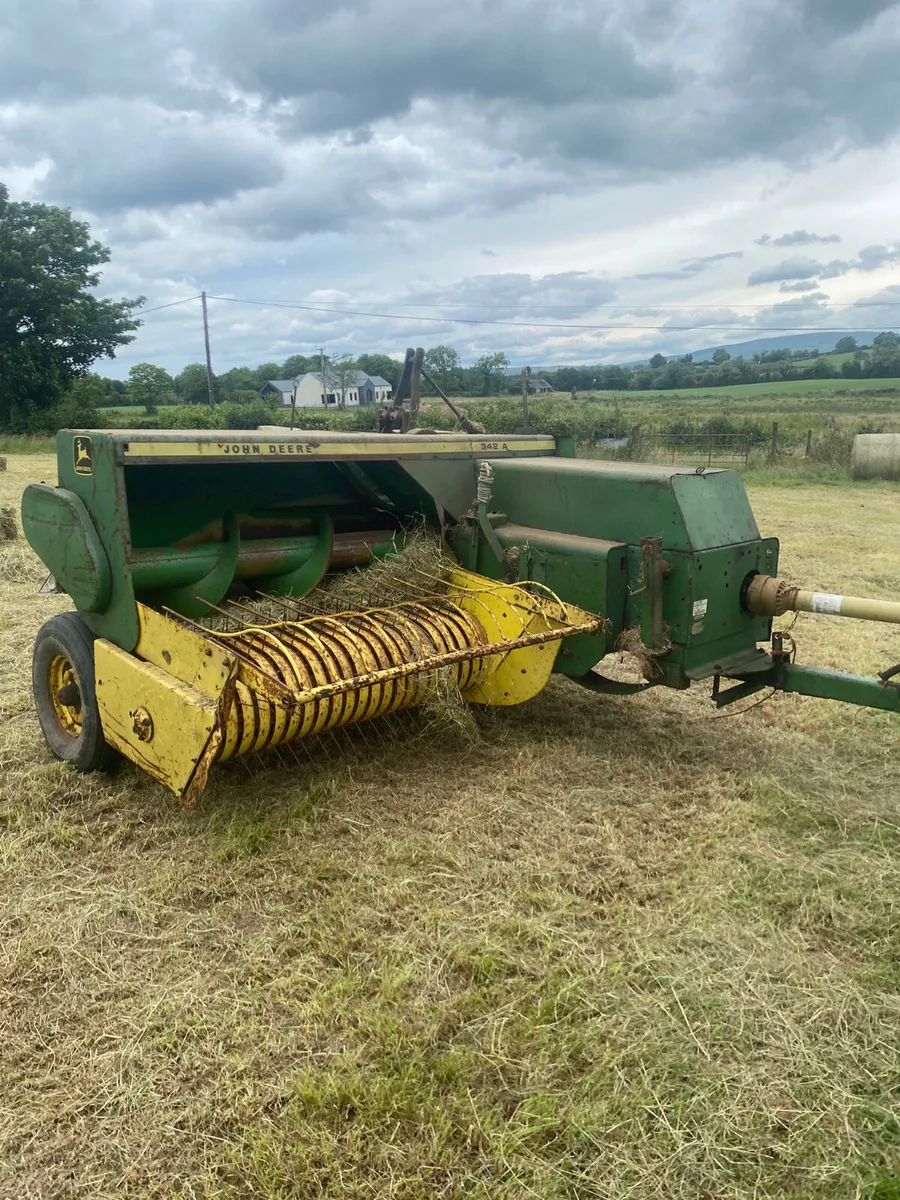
[20,428,900,804]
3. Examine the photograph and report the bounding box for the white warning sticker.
[810,592,843,615]
[692,598,709,618]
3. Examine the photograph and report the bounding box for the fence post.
[769,421,779,461]
[806,429,813,458]
[630,425,641,459]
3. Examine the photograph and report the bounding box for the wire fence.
[628,432,752,468]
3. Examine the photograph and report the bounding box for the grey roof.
[354,371,391,387]
[266,371,393,391]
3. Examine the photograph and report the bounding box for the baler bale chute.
[20,428,900,804]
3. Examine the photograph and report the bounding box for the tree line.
[96,348,516,412]
[542,333,900,394]
[4,180,900,434]
[60,330,900,433]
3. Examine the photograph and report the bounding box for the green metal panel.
[55,431,140,650]
[450,458,779,687]
[487,459,760,552]
[450,522,625,676]
[399,459,478,519]
[671,471,759,549]
[20,483,111,612]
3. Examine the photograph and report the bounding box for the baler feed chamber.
[121,457,413,618]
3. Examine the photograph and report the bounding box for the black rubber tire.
[33,613,118,773]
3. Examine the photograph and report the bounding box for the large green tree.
[423,345,461,378]
[329,353,359,407]
[0,183,143,430]
[474,351,509,395]
[282,353,317,377]
[356,353,400,384]
[127,363,174,413]
[174,362,210,405]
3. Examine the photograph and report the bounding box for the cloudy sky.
[3,0,900,376]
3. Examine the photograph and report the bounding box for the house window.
[326,393,336,405]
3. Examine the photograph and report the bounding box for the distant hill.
[651,331,892,365]
[504,329,899,373]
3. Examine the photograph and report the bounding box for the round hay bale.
[851,433,900,480]
[0,456,7,472]
[0,506,18,540]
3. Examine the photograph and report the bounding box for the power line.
[205,294,897,334]
[313,300,900,311]
[139,295,202,315]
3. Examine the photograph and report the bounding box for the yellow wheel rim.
[47,654,83,738]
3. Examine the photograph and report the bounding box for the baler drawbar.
[20,428,900,803]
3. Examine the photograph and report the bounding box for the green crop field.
[789,351,858,369]
[572,375,900,400]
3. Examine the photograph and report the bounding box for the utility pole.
[201,291,216,409]
[317,346,327,404]
[521,366,531,428]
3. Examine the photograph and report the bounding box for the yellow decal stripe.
[122,438,555,460]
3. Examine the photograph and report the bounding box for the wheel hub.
[48,654,83,738]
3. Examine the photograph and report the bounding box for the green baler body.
[452,458,777,686]
[20,428,778,698]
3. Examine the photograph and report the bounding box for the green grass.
[591,375,900,400]
[790,351,858,369]
[0,434,57,454]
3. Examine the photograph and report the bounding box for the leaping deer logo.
[73,436,93,474]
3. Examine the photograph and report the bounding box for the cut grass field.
[591,376,900,400]
[1,453,899,1198]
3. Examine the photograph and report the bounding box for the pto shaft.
[745,574,900,625]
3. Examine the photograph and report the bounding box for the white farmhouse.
[259,371,393,409]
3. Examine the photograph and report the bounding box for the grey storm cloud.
[402,272,618,319]
[779,279,823,292]
[756,230,842,246]
[748,256,850,285]
[751,292,831,329]
[852,283,900,326]
[634,250,743,280]
[3,0,900,378]
[748,244,900,285]
[0,0,899,224]
[856,243,900,269]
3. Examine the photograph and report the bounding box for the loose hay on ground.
[1,454,900,1198]
[0,504,18,540]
